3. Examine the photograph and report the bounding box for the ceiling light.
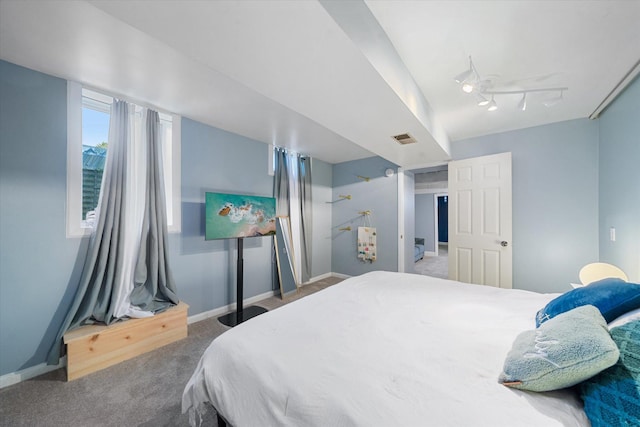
[456,56,568,112]
[543,90,564,107]
[455,56,481,93]
[454,57,474,84]
[454,69,473,84]
[518,93,527,111]
[477,94,489,106]
[487,96,498,112]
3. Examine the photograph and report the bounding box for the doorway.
[414,191,449,279]
[437,195,448,246]
[411,164,449,279]
[435,192,449,257]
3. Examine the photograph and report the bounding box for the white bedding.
[182,271,589,426]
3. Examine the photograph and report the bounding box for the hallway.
[414,244,448,279]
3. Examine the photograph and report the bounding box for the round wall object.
[385,168,394,177]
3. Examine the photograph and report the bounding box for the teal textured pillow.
[499,305,620,392]
[580,320,640,426]
[536,278,640,327]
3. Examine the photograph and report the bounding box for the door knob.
[500,241,508,247]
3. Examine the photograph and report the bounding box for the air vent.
[392,133,417,145]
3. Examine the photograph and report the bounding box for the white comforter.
[183,271,589,426]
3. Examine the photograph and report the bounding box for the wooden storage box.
[63,302,188,381]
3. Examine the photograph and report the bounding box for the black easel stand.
[218,237,268,327]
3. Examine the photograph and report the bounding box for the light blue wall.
[332,157,399,276]
[451,119,600,293]
[0,60,333,377]
[172,118,276,317]
[415,194,435,252]
[0,61,87,376]
[598,76,640,281]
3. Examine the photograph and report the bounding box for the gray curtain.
[274,147,290,217]
[130,110,178,311]
[297,154,312,283]
[47,100,130,365]
[47,105,179,365]
[273,147,313,283]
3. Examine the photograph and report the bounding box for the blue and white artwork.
[205,192,276,240]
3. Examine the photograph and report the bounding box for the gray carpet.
[413,244,448,279]
[0,277,342,427]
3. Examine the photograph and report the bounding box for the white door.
[448,152,512,288]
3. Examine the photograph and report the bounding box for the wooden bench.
[63,302,188,381]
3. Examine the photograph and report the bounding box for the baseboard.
[2,273,346,388]
[424,251,437,256]
[0,356,67,389]
[302,271,333,285]
[187,272,348,324]
[187,290,277,325]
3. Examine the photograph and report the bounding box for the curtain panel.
[47,102,178,365]
[131,110,178,312]
[274,147,290,217]
[297,154,312,283]
[272,147,313,284]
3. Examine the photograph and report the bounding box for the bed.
[183,271,640,426]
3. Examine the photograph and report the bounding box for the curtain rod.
[273,145,310,158]
[589,59,640,119]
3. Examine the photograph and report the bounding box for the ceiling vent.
[392,133,417,145]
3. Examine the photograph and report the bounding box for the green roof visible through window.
[81,102,109,222]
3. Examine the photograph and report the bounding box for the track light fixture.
[543,90,564,107]
[476,94,489,106]
[487,95,498,112]
[518,93,527,111]
[454,56,481,93]
[462,82,475,93]
[454,56,568,112]
[454,57,474,84]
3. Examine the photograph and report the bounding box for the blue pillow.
[536,278,640,327]
[579,320,640,427]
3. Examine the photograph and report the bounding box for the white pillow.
[607,307,640,329]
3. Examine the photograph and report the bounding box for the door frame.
[434,192,448,256]
[398,162,448,272]
[399,154,512,287]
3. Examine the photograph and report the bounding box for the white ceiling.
[1,0,638,167]
[366,0,640,141]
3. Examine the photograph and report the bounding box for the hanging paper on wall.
[357,226,377,262]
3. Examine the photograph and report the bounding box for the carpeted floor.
[413,244,448,279]
[0,276,343,427]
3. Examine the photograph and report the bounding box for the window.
[81,89,110,226]
[268,144,275,176]
[67,82,181,237]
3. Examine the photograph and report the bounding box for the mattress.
[183,271,589,426]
